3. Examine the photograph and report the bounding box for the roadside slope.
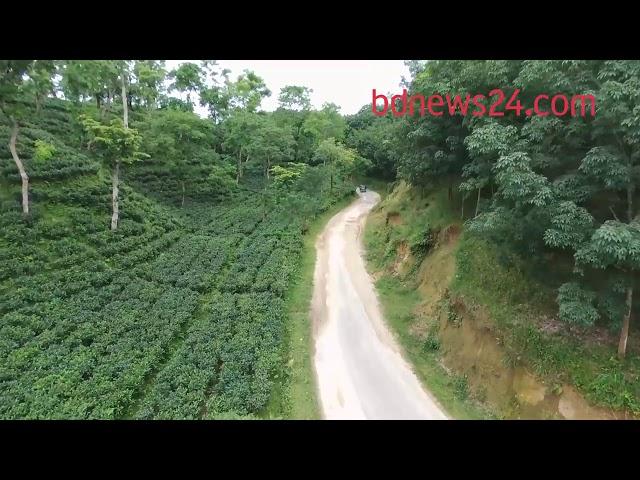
[363,181,640,419]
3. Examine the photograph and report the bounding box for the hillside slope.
[0,99,352,419]
[364,181,640,419]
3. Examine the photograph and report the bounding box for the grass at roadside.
[372,274,493,419]
[362,183,494,419]
[263,192,357,419]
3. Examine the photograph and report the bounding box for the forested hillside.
[0,61,357,419]
[345,60,640,416]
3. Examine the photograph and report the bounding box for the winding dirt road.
[312,190,449,420]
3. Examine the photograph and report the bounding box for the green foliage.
[168,62,204,106]
[409,224,435,258]
[575,221,640,272]
[544,201,594,250]
[278,85,312,111]
[303,103,346,145]
[225,70,271,113]
[131,61,166,108]
[453,374,470,400]
[80,115,148,166]
[349,60,640,359]
[271,163,307,187]
[33,139,56,162]
[557,282,599,326]
[0,63,357,419]
[423,335,441,352]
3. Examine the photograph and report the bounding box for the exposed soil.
[413,231,623,419]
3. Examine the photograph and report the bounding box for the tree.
[570,60,640,358]
[199,63,231,123]
[168,62,204,107]
[200,85,229,123]
[249,117,295,179]
[462,122,519,217]
[303,102,346,147]
[140,109,214,206]
[276,85,314,163]
[270,162,317,233]
[226,70,271,112]
[80,115,148,230]
[573,221,640,357]
[0,60,36,216]
[312,138,357,194]
[278,85,312,111]
[24,61,56,113]
[60,61,120,114]
[221,110,262,183]
[131,61,166,108]
[345,105,399,179]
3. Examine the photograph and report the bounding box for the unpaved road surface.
[312,190,449,420]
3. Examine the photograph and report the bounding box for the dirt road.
[312,190,449,420]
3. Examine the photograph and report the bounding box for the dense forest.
[1,60,638,418]
[0,60,357,418]
[348,61,639,358]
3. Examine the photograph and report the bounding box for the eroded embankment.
[364,182,635,420]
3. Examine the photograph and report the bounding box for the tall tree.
[140,109,214,206]
[24,61,56,113]
[226,70,271,112]
[278,85,312,111]
[303,102,346,146]
[80,115,148,230]
[131,60,166,108]
[168,62,204,107]
[312,137,357,194]
[60,60,120,114]
[222,110,261,183]
[249,116,295,179]
[276,85,313,162]
[0,61,35,216]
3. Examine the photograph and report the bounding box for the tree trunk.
[627,183,633,222]
[448,178,453,201]
[8,122,29,217]
[111,161,120,231]
[294,123,302,162]
[461,195,464,220]
[236,150,242,184]
[262,187,267,221]
[618,285,633,359]
[475,186,482,217]
[121,73,129,128]
[181,180,186,207]
[110,73,129,230]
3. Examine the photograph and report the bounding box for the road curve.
[311,190,449,420]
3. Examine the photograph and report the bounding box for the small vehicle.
[358,184,367,193]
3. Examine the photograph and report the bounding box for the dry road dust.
[312,190,449,420]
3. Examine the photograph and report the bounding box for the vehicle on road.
[358,184,367,192]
